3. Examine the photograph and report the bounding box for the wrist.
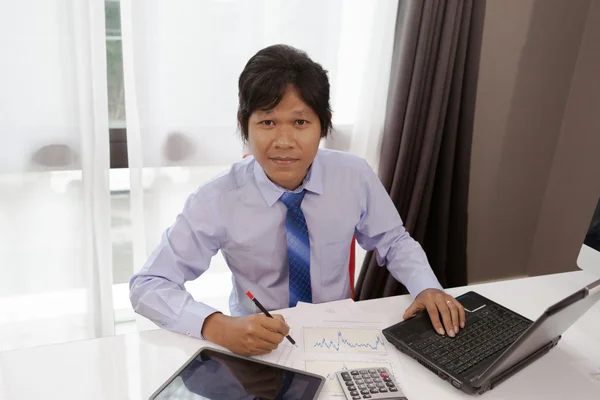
[202,312,228,342]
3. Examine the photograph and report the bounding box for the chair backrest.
[349,237,356,299]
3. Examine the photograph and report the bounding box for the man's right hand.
[202,313,290,356]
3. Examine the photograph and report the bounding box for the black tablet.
[149,347,325,400]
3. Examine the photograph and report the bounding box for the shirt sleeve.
[129,189,223,339]
[353,160,443,297]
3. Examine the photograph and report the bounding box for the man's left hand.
[403,289,466,337]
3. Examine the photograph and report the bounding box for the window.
[105,1,125,126]
[105,0,128,169]
[105,0,136,331]
[103,0,396,334]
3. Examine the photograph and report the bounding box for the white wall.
[468,0,595,282]
[527,0,600,277]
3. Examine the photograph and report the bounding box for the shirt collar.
[253,150,324,207]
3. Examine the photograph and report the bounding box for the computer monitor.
[577,197,600,277]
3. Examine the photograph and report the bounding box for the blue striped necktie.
[280,190,312,307]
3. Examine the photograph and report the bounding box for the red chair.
[348,237,356,299]
[244,154,357,299]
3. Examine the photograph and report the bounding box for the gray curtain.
[355,0,486,300]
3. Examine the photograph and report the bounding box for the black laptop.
[382,279,600,395]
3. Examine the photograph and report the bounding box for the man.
[130,44,465,357]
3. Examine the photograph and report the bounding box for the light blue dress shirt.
[129,149,442,338]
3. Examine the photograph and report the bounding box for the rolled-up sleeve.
[353,160,443,297]
[129,189,223,338]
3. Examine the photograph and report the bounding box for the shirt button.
[186,331,191,336]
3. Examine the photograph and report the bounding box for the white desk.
[1,271,599,399]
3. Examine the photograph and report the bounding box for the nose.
[273,125,294,149]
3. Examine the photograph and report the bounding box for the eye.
[295,120,308,126]
[260,120,275,127]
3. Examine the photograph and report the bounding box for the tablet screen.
[152,348,323,400]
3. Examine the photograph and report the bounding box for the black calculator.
[335,367,407,399]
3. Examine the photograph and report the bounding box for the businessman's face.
[248,85,321,191]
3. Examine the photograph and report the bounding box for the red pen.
[245,290,296,346]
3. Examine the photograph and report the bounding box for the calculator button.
[352,397,360,400]
[350,390,359,396]
[390,387,398,392]
[368,369,376,373]
[373,378,382,383]
[370,388,379,393]
[383,377,392,382]
[351,370,360,375]
[355,379,364,384]
[377,368,386,373]
[345,381,354,386]
[341,372,352,381]
[379,388,388,393]
[358,385,367,390]
[380,372,389,378]
[362,395,371,399]
[360,389,370,395]
[348,386,356,391]
[364,379,373,384]
[367,383,376,389]
[386,382,395,387]
[376,383,385,388]
[360,369,369,374]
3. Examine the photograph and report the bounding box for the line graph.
[305,360,392,393]
[303,327,387,354]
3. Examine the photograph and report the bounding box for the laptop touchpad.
[457,294,487,312]
[403,314,435,335]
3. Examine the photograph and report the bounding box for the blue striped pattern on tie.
[280,190,312,307]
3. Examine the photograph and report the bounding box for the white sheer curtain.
[119,0,398,329]
[0,0,114,350]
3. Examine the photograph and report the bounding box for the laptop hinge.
[587,279,600,295]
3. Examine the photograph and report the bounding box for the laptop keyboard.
[408,305,531,375]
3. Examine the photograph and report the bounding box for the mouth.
[270,157,299,166]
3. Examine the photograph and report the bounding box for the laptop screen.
[577,197,600,278]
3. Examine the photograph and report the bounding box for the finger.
[457,300,466,328]
[434,296,455,337]
[252,336,279,352]
[250,318,285,344]
[447,299,460,333]
[248,347,272,356]
[424,301,445,335]
[259,315,290,336]
[255,324,285,345]
[403,302,421,319]
[243,337,279,356]
[239,346,268,357]
[272,314,291,331]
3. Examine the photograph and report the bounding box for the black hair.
[237,44,332,141]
